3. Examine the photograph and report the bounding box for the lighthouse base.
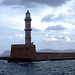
[10,43,37,60]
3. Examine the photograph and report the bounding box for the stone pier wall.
[36,53,75,60]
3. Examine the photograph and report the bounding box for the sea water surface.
[0,60,75,75]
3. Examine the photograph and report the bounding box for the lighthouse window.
[27,14,30,17]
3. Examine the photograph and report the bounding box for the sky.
[0,0,75,54]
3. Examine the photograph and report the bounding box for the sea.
[0,60,75,75]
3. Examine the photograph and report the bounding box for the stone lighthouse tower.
[24,10,32,44]
[10,10,36,61]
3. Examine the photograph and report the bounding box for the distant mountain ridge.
[0,50,10,57]
[37,49,75,53]
[0,49,75,57]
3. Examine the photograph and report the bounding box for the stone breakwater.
[0,52,75,63]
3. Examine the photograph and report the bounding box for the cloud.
[0,0,35,8]
[8,36,12,39]
[44,35,70,42]
[55,13,75,21]
[41,14,54,22]
[45,34,48,37]
[55,13,67,20]
[41,1,75,23]
[57,35,70,41]
[41,13,74,22]
[16,34,24,38]
[61,32,70,34]
[44,37,57,41]
[45,25,66,31]
[41,13,67,22]
[0,0,70,7]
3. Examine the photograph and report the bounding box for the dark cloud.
[0,0,35,8]
[41,13,68,22]
[56,13,75,21]
[41,12,73,22]
[55,13,67,20]
[41,14,54,22]
[45,25,66,31]
[0,0,70,7]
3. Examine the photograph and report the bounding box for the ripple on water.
[0,60,75,75]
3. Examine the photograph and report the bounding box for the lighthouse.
[24,10,32,44]
[10,10,37,61]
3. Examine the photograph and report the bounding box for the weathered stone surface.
[36,53,75,60]
[10,43,37,60]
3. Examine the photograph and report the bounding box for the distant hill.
[0,50,10,57]
[62,49,75,53]
[37,49,75,53]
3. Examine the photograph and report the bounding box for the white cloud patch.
[45,34,48,37]
[44,35,70,42]
[8,36,12,38]
[65,37,70,41]
[51,35,55,38]
[61,32,70,34]
[16,34,24,38]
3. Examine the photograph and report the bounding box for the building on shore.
[9,10,75,62]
